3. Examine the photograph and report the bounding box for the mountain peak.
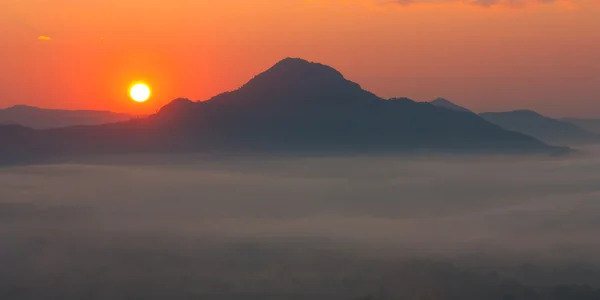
[253,57,347,85]
[269,57,342,74]
[155,98,197,119]
[205,57,379,109]
[432,98,453,104]
[272,57,312,67]
[430,98,471,112]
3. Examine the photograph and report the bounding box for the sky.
[0,0,599,117]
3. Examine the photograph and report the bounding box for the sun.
[130,83,151,102]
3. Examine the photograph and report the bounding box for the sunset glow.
[0,0,599,116]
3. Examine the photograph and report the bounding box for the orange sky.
[1,0,599,117]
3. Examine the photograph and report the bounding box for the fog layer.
[2,148,600,299]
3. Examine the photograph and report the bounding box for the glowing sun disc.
[130,83,151,102]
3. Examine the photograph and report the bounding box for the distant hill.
[480,110,600,146]
[429,98,472,113]
[0,58,567,164]
[562,118,600,134]
[0,105,136,129]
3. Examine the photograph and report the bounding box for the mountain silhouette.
[157,57,381,118]
[429,98,472,113]
[480,110,600,146]
[149,58,559,153]
[0,58,567,164]
[562,118,600,134]
[0,105,136,129]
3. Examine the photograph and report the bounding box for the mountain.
[148,58,557,153]
[480,110,600,146]
[429,98,472,113]
[0,105,136,129]
[0,58,567,164]
[562,118,600,134]
[0,124,45,165]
